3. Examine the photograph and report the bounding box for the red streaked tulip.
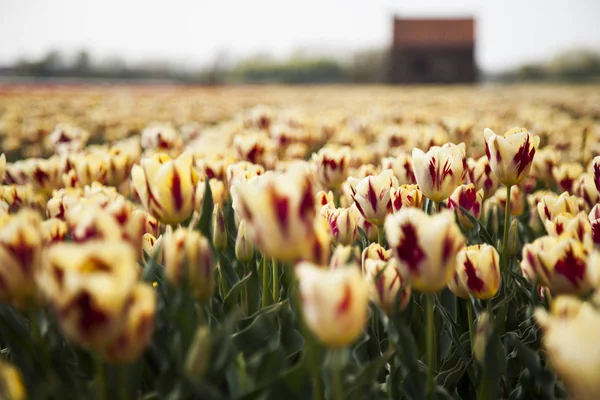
[412,142,467,202]
[390,184,424,213]
[361,243,392,274]
[588,205,600,247]
[537,235,592,295]
[41,218,67,245]
[574,173,599,212]
[312,146,351,190]
[384,209,465,293]
[315,190,334,209]
[348,169,399,225]
[140,123,182,155]
[327,207,358,246]
[131,153,198,225]
[447,271,469,299]
[381,154,416,185]
[141,233,162,261]
[295,262,369,347]
[364,258,411,314]
[537,192,582,226]
[552,162,584,193]
[466,156,499,199]
[447,184,484,228]
[484,127,540,186]
[520,236,555,283]
[233,167,317,262]
[535,299,600,400]
[456,244,501,300]
[330,245,361,269]
[163,228,214,300]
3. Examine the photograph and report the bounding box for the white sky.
[1,0,599,72]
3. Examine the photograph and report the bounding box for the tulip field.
[1,84,600,399]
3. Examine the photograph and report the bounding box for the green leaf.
[223,272,254,313]
[459,205,495,246]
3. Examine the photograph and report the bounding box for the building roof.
[393,18,475,47]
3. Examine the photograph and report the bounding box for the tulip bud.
[102,283,157,363]
[381,154,416,185]
[327,207,358,246]
[315,190,335,209]
[527,190,554,234]
[361,243,392,273]
[0,359,26,400]
[364,258,411,314]
[390,184,424,213]
[312,146,350,190]
[41,218,68,245]
[330,245,361,269]
[456,244,501,300]
[38,241,139,348]
[573,173,599,212]
[483,127,540,186]
[163,228,214,300]
[348,169,399,225]
[235,219,255,263]
[506,219,520,256]
[0,209,43,303]
[537,235,591,295]
[534,301,600,399]
[63,153,109,187]
[131,153,198,225]
[537,192,582,226]
[233,167,317,262]
[466,156,499,199]
[552,162,584,194]
[411,142,467,202]
[384,209,465,293]
[185,326,211,378]
[141,233,163,261]
[473,312,492,365]
[295,262,369,347]
[212,205,227,251]
[492,185,525,217]
[447,184,484,228]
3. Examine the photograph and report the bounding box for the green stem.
[377,225,384,246]
[29,308,49,371]
[426,293,435,400]
[262,257,269,308]
[119,365,128,400]
[291,271,323,400]
[467,300,475,352]
[333,190,341,208]
[272,259,279,303]
[501,185,512,273]
[95,355,106,400]
[331,349,344,400]
[426,198,433,215]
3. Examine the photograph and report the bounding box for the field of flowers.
[0,84,600,400]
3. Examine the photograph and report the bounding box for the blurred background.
[1,0,599,84]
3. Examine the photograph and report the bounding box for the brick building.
[390,17,477,84]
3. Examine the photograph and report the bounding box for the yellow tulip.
[312,146,351,190]
[348,169,399,225]
[447,184,484,228]
[411,142,466,202]
[390,184,424,213]
[466,156,499,199]
[327,207,358,246]
[364,258,411,314]
[384,209,465,293]
[456,244,501,300]
[380,153,416,185]
[0,359,26,400]
[484,127,540,186]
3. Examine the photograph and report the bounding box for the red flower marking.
[513,134,535,177]
[463,256,484,293]
[329,215,340,239]
[403,161,415,184]
[62,290,109,339]
[594,162,600,192]
[353,197,367,219]
[543,204,551,222]
[375,269,386,301]
[592,222,600,245]
[33,167,50,186]
[559,178,574,193]
[366,178,378,212]
[555,222,564,235]
[171,171,183,211]
[298,181,315,224]
[395,223,425,274]
[392,192,402,211]
[5,233,36,275]
[441,234,455,265]
[246,145,264,164]
[270,190,290,236]
[322,157,338,171]
[336,283,352,316]
[554,245,586,288]
[485,143,491,161]
[376,248,387,260]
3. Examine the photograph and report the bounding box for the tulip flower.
[573,173,599,212]
[447,184,484,228]
[330,245,361,269]
[233,133,274,166]
[131,152,198,225]
[0,210,43,303]
[588,205,600,246]
[381,154,416,185]
[315,190,335,209]
[483,127,540,186]
[348,169,399,225]
[384,209,465,293]
[361,243,392,274]
[520,236,555,283]
[527,190,554,234]
[312,146,351,190]
[226,161,265,185]
[473,312,491,365]
[38,241,139,348]
[447,271,469,299]
[535,299,600,400]
[212,205,227,251]
[0,153,5,183]
[456,244,501,300]
[163,228,214,300]
[536,235,592,295]
[140,123,183,155]
[537,192,582,226]
[552,162,584,193]
[235,219,255,263]
[102,283,157,363]
[141,233,162,260]
[593,155,600,193]
[41,218,68,245]
[63,153,109,187]
[390,184,424,213]
[305,216,332,266]
[327,207,358,246]
[412,142,467,202]
[466,156,499,199]
[5,156,66,195]
[295,261,369,347]
[233,167,317,262]
[0,359,26,400]
[364,258,411,314]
